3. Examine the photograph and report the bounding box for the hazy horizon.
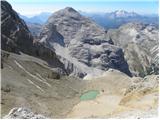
[7,0,158,17]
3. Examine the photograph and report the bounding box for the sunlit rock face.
[107,22,159,77]
[40,7,132,78]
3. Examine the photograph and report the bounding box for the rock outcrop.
[40,7,132,77]
[107,22,159,77]
[1,1,66,74]
[1,1,33,54]
[3,107,46,119]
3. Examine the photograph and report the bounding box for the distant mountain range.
[106,10,139,18]
[19,12,52,24]
[20,10,158,29]
[19,12,52,36]
[15,8,159,77]
[81,10,159,29]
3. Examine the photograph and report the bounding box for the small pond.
[80,90,99,101]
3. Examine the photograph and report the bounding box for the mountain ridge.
[40,7,132,78]
[1,1,159,119]
[1,1,66,75]
[106,22,159,76]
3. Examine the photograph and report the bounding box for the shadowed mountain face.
[40,7,132,77]
[1,1,33,54]
[1,1,66,74]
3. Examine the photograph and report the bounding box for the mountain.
[20,10,158,30]
[106,22,159,77]
[26,22,42,37]
[81,10,159,29]
[19,10,158,33]
[106,10,139,18]
[1,1,66,74]
[19,12,52,24]
[1,1,84,117]
[40,7,132,78]
[1,1,158,119]
[1,1,33,54]
[19,13,52,37]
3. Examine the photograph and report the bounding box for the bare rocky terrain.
[40,7,131,78]
[1,1,159,119]
[2,51,158,118]
[67,71,158,118]
[1,0,66,75]
[1,50,86,118]
[107,22,159,77]
[3,107,46,119]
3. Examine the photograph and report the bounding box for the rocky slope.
[26,23,42,37]
[1,51,85,118]
[67,70,159,118]
[106,22,159,77]
[3,107,46,119]
[1,1,33,54]
[1,1,158,119]
[2,52,158,118]
[1,1,66,74]
[40,7,132,78]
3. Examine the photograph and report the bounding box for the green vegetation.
[80,90,99,101]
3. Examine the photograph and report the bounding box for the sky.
[7,0,159,17]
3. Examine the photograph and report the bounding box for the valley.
[2,51,158,118]
[1,0,159,119]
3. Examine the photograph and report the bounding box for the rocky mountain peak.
[46,6,107,46]
[63,7,78,13]
[40,7,132,77]
[110,10,139,18]
[1,1,13,13]
[115,10,127,15]
[50,6,81,22]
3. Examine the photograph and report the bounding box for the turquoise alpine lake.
[80,90,99,101]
